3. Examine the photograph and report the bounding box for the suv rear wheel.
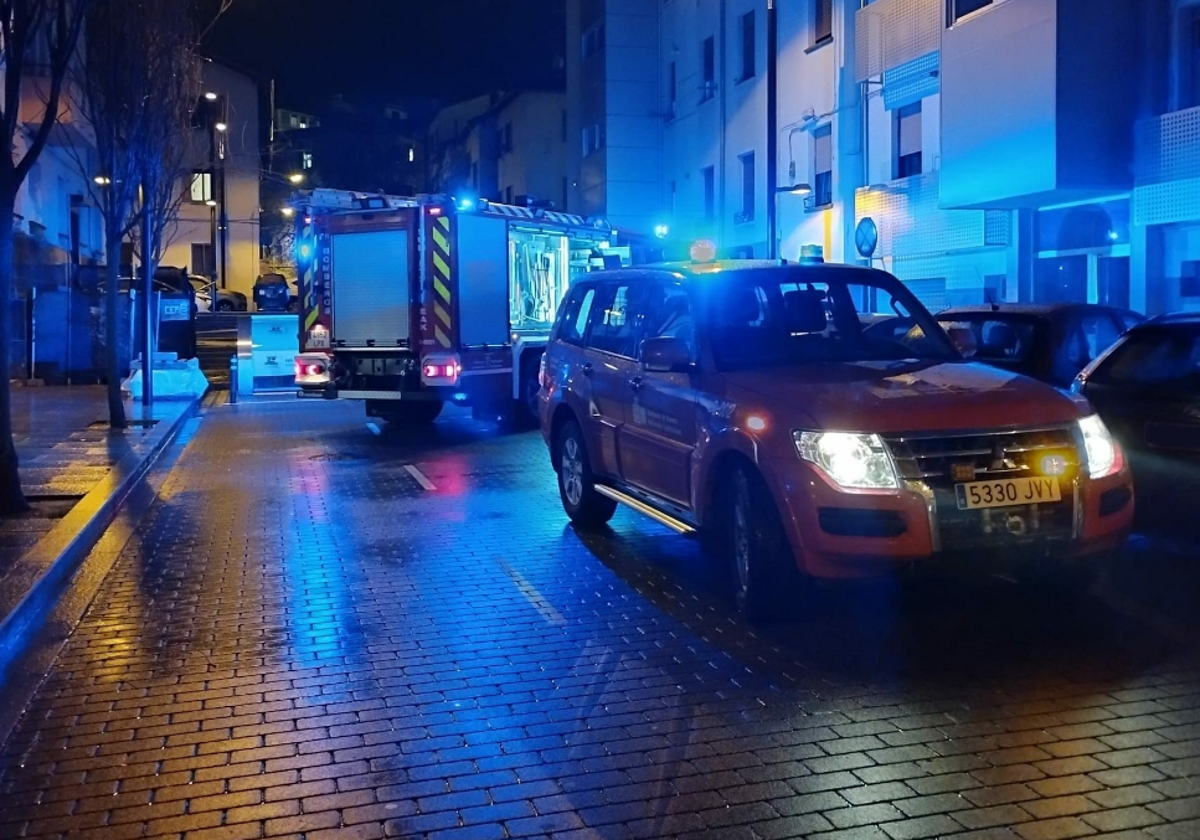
[725,466,797,622]
[556,420,616,528]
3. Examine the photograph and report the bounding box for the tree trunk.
[104,230,127,429]
[0,190,29,514]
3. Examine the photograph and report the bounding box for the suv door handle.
[629,376,643,391]
[581,363,593,377]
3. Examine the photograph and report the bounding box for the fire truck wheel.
[556,420,617,528]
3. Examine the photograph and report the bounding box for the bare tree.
[69,0,220,427]
[0,0,90,514]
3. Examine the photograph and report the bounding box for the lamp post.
[140,185,153,407]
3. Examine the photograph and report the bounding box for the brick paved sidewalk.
[0,385,193,581]
[0,400,1198,840]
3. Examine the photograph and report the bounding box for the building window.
[814,0,833,45]
[813,125,832,208]
[701,37,716,102]
[500,123,513,154]
[668,61,677,118]
[948,0,992,25]
[738,152,755,222]
[301,152,313,170]
[188,171,212,203]
[739,12,756,82]
[582,123,604,156]
[191,243,215,277]
[894,102,923,179]
[582,22,605,58]
[505,186,514,205]
[702,166,715,220]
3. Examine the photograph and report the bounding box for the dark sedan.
[1073,313,1200,531]
[938,303,1143,388]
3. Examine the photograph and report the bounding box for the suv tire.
[556,420,617,528]
[725,466,797,622]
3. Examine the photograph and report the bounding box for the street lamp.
[288,172,304,185]
[93,175,111,186]
[204,91,218,101]
[214,121,228,133]
[281,206,295,218]
[778,183,813,197]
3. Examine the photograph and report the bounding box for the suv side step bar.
[594,485,697,535]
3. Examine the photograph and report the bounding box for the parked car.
[1073,313,1200,532]
[539,260,1134,619]
[937,303,1144,389]
[185,275,247,313]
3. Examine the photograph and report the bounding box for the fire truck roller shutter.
[331,228,410,347]
[456,214,510,346]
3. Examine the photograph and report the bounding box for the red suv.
[539,261,1134,618]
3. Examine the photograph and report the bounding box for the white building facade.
[568,0,1192,315]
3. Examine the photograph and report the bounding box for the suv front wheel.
[556,420,617,528]
[724,466,797,622]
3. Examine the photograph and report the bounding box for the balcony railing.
[1133,106,1200,227]
[855,0,941,81]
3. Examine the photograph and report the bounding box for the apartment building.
[569,0,1189,313]
[429,91,569,209]
[160,61,261,300]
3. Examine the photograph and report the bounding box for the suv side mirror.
[642,336,693,373]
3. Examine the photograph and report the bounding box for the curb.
[0,398,201,686]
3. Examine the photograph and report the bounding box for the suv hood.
[724,360,1089,434]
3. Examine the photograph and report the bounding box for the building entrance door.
[1034,247,1131,305]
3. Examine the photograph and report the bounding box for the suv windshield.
[705,268,958,370]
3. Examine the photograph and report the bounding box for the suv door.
[619,281,698,507]
[579,280,644,481]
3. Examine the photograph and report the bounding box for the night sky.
[207,0,567,112]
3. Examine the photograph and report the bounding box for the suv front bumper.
[763,457,1134,580]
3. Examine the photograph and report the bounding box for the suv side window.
[641,283,696,360]
[586,281,642,358]
[558,285,596,346]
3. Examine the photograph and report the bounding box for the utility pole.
[218,96,229,290]
[766,0,779,260]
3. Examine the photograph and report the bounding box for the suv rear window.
[706,270,955,370]
[558,285,596,345]
[586,282,640,357]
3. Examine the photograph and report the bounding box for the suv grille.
[883,427,1080,552]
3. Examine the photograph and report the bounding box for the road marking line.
[366,422,382,436]
[404,464,436,491]
[499,561,565,626]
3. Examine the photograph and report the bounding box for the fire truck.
[292,189,616,425]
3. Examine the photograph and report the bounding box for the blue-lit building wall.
[566,0,1195,314]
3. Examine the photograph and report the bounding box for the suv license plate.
[956,477,1061,510]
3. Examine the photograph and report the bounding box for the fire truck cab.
[293,189,616,425]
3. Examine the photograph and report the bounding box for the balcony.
[855,0,941,81]
[1133,107,1200,227]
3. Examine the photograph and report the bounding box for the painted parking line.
[404,464,437,491]
[499,560,566,627]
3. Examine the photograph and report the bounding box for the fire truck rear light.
[306,364,324,377]
[423,364,439,378]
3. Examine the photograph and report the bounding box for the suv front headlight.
[1077,414,1121,479]
[794,431,899,490]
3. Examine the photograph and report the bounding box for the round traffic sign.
[855,217,879,258]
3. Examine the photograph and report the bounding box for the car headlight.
[1077,414,1121,479]
[794,431,899,490]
